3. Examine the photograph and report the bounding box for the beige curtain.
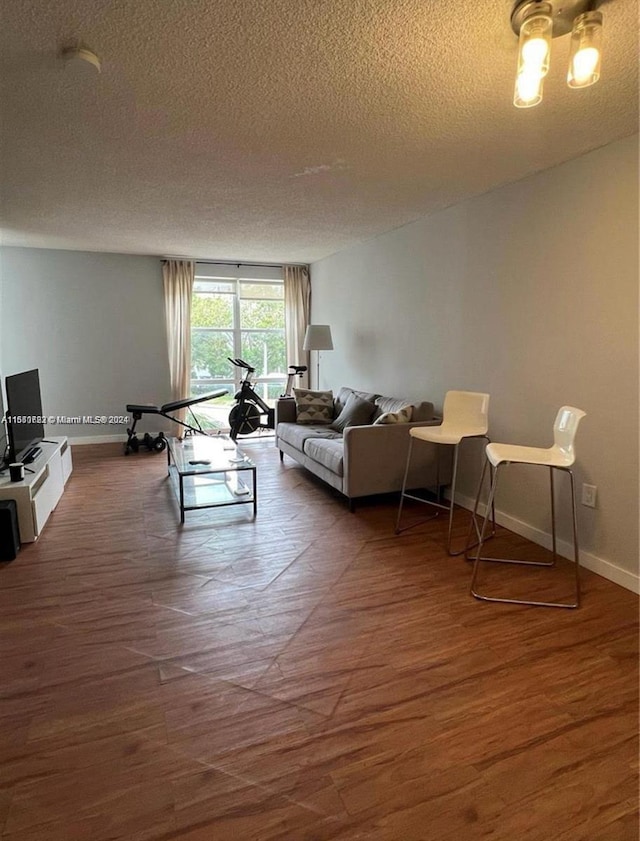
[162,259,195,435]
[284,264,311,389]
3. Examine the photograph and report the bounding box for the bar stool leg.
[395,438,442,535]
[465,455,489,545]
[569,469,581,608]
[550,467,557,564]
[395,437,415,534]
[470,463,500,597]
[445,443,460,555]
[396,433,492,552]
[463,453,495,558]
[455,438,496,558]
[470,464,580,608]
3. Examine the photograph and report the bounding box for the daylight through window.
[190,264,285,431]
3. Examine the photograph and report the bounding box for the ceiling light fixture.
[61,44,102,73]
[511,0,603,108]
[567,10,603,87]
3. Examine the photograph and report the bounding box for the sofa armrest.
[275,398,297,425]
[342,419,448,498]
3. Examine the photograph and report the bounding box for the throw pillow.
[330,392,376,432]
[411,401,436,421]
[334,386,380,417]
[373,395,413,419]
[373,405,413,425]
[294,388,334,425]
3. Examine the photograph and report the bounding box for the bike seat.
[289,365,308,373]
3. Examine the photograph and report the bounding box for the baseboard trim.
[454,491,640,595]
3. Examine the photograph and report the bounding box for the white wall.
[311,134,639,591]
[0,248,170,442]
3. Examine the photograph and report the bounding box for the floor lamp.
[303,325,333,389]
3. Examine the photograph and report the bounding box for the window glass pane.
[192,293,234,328]
[240,282,284,300]
[265,381,286,402]
[240,299,284,329]
[191,381,235,403]
[194,279,234,294]
[240,330,286,377]
[188,383,234,431]
[189,269,285,435]
[191,331,234,379]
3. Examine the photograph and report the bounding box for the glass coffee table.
[166,435,257,524]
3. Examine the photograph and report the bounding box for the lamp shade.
[303,324,333,351]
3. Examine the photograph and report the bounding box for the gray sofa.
[275,386,451,510]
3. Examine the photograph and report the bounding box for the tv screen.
[6,369,45,463]
[0,384,7,468]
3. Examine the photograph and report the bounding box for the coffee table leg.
[179,475,185,524]
[253,467,257,516]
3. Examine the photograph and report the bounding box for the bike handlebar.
[228,357,255,373]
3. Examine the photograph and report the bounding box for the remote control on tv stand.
[23,447,41,464]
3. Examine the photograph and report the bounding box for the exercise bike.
[227,359,307,441]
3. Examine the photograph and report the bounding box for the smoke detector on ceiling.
[60,45,101,73]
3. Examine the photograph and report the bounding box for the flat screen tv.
[6,369,45,464]
[0,384,7,468]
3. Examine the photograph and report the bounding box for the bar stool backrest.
[552,406,587,462]
[441,391,490,437]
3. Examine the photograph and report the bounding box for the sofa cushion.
[293,388,334,424]
[303,438,344,476]
[330,392,377,432]
[372,395,435,422]
[334,386,380,416]
[277,422,340,452]
[411,401,436,421]
[373,405,413,424]
[373,395,413,417]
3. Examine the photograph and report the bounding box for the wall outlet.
[581,483,597,508]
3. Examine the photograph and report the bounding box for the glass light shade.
[516,10,553,79]
[514,69,544,108]
[567,11,603,88]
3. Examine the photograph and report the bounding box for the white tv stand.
[0,437,73,543]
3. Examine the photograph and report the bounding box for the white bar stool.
[469,406,586,609]
[395,390,494,555]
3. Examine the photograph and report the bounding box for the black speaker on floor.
[0,499,20,561]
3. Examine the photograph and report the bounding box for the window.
[190,264,285,431]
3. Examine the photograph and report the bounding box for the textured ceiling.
[0,0,637,263]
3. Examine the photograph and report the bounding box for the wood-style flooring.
[1,441,637,840]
